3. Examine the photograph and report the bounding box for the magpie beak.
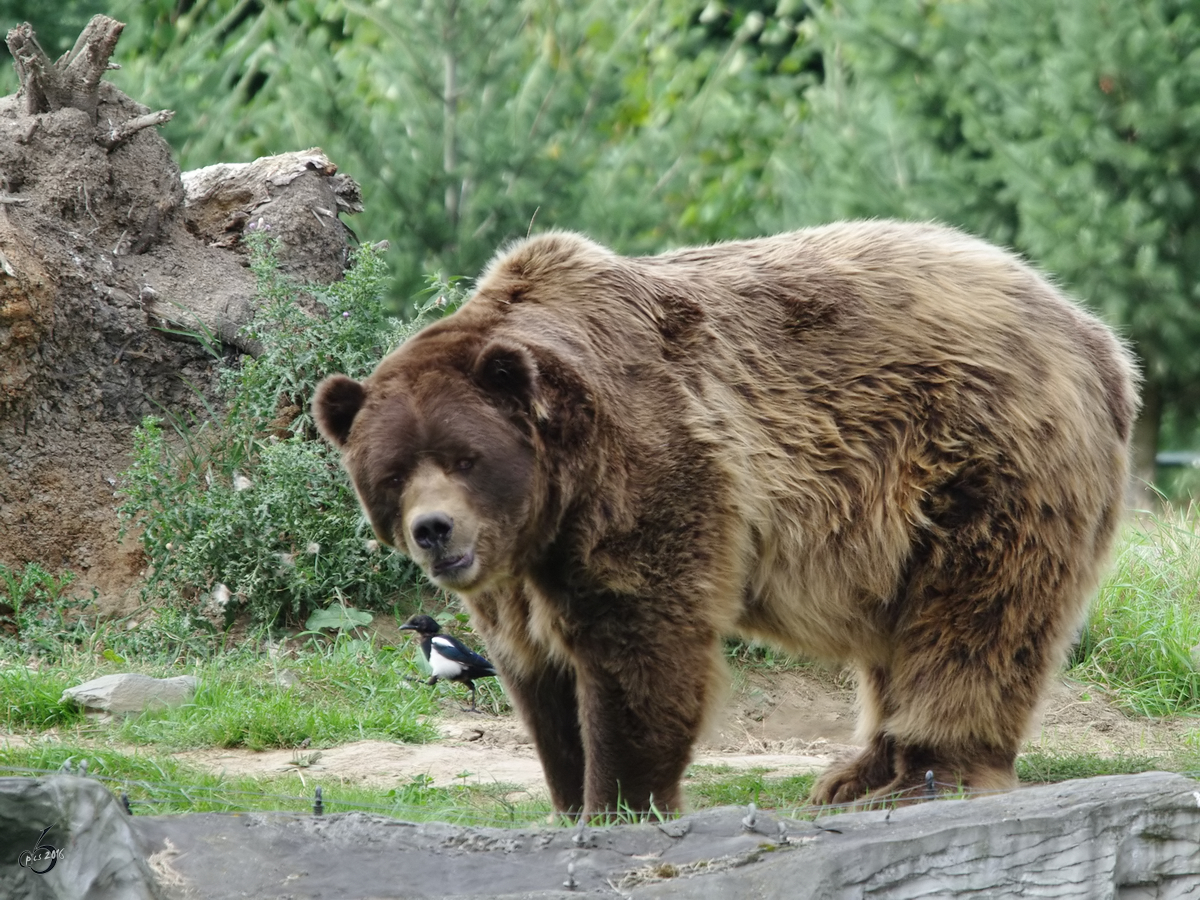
[399,614,497,712]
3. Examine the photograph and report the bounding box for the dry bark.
[6,15,175,145]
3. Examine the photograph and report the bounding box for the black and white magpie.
[399,614,497,711]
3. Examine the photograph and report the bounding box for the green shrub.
[118,234,468,624]
[0,562,77,621]
[0,562,103,660]
[1071,506,1200,716]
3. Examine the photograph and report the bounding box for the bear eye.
[455,458,474,472]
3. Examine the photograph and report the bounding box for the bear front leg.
[502,661,586,815]
[572,636,719,817]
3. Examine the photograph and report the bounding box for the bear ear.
[472,340,538,414]
[312,375,367,447]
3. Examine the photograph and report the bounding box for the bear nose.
[411,512,454,550]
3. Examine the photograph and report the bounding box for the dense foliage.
[117,236,462,624]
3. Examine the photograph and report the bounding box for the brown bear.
[313,220,1138,816]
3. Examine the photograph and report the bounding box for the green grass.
[1070,506,1200,716]
[0,665,89,731]
[2,742,1190,829]
[0,743,552,827]
[724,639,815,671]
[111,643,437,751]
[0,747,820,826]
[0,560,513,752]
[1015,750,1173,783]
[0,613,443,751]
[684,764,816,810]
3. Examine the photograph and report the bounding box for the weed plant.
[1070,506,1200,716]
[0,563,92,658]
[117,234,469,625]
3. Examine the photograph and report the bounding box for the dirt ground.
[173,665,1195,800]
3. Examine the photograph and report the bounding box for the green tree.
[0,0,826,295]
[789,0,1200,485]
[577,0,823,250]
[1,1,825,294]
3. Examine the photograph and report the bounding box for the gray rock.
[5,773,1198,898]
[61,674,198,715]
[124,772,1200,899]
[0,775,165,899]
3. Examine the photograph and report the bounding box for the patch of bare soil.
[173,668,1196,800]
[1025,676,1194,756]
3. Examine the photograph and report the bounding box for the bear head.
[312,321,592,596]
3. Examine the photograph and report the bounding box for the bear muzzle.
[423,546,480,590]
[411,511,454,550]
[405,510,482,590]
[432,549,476,579]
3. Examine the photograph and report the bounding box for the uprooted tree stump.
[0,15,362,610]
[7,16,174,142]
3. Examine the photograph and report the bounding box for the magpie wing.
[431,635,496,675]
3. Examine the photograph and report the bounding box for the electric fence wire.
[3,762,1197,828]
[0,762,559,828]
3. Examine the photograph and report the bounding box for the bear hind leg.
[809,665,897,806]
[862,742,1018,806]
[869,527,1079,805]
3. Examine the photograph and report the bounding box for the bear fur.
[313,220,1138,815]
